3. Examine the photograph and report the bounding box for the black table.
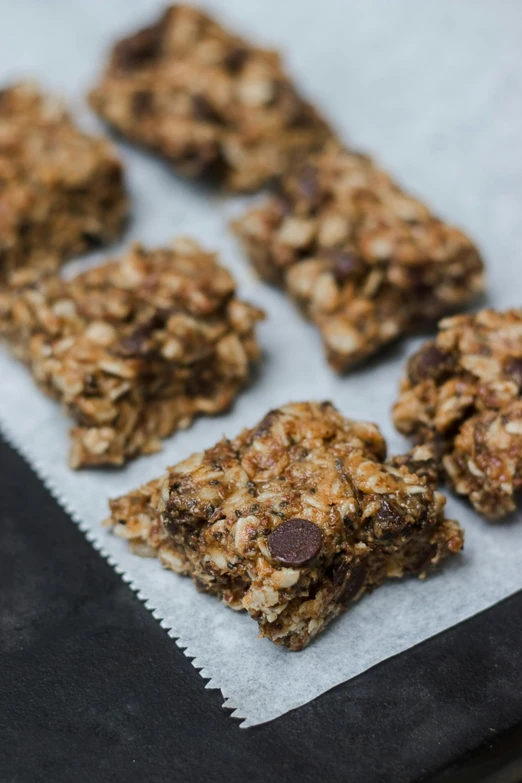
[2,436,522,783]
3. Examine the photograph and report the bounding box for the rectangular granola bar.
[0,83,128,279]
[0,239,263,468]
[233,141,484,371]
[106,402,463,650]
[89,5,332,192]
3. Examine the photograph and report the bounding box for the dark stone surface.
[1,436,522,783]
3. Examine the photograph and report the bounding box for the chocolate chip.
[82,374,99,396]
[329,556,349,587]
[267,518,322,567]
[164,497,202,532]
[186,365,219,398]
[80,230,104,248]
[132,90,154,115]
[504,357,522,388]
[337,562,368,604]
[180,146,228,184]
[112,14,167,71]
[407,342,455,385]
[404,543,437,574]
[192,95,223,124]
[372,498,407,540]
[118,314,164,356]
[322,249,366,284]
[223,47,249,72]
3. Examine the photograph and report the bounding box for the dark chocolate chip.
[132,90,154,115]
[407,342,455,385]
[180,145,228,184]
[322,249,366,284]
[164,497,202,533]
[82,374,99,396]
[112,13,168,71]
[80,230,104,249]
[192,95,223,125]
[223,46,249,73]
[338,562,368,604]
[118,313,165,356]
[330,556,349,588]
[267,518,322,567]
[118,330,152,356]
[404,543,437,574]
[371,498,407,540]
[504,357,522,388]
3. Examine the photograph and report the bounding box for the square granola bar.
[233,141,484,371]
[89,5,333,192]
[0,83,128,279]
[0,239,263,468]
[106,402,463,649]
[393,309,522,519]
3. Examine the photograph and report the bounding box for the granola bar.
[106,402,463,650]
[393,309,522,519]
[233,141,484,371]
[0,83,128,279]
[88,5,333,192]
[0,239,263,468]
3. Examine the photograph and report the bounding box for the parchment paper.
[1,0,522,727]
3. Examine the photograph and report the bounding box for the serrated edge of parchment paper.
[0,415,252,726]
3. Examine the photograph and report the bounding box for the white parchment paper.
[1,0,522,727]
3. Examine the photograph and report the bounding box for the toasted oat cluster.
[106,402,463,650]
[89,5,332,192]
[0,83,128,279]
[0,239,263,468]
[393,309,522,519]
[233,142,484,371]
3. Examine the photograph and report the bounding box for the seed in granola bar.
[267,518,323,567]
